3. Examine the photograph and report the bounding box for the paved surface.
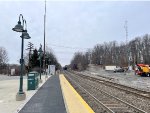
[19,75,67,113]
[0,74,29,81]
[0,75,48,113]
[0,73,95,113]
[60,74,95,113]
[0,74,23,81]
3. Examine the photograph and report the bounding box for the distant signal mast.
[124,20,128,46]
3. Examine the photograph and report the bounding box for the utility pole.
[43,0,46,74]
[26,42,34,72]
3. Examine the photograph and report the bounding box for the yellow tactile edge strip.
[59,74,95,113]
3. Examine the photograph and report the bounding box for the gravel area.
[65,71,149,113]
[80,75,150,112]
[65,75,109,113]
[82,65,150,92]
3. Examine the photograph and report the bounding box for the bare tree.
[0,47,8,66]
[0,47,8,74]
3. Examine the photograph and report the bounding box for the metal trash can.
[27,71,39,90]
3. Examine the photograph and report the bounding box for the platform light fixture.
[12,14,31,101]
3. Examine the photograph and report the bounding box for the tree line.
[26,46,61,72]
[70,34,150,70]
[0,45,61,75]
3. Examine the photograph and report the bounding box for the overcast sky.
[0,0,150,66]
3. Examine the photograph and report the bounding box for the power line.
[54,51,78,54]
[47,44,91,50]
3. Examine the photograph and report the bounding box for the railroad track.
[64,71,147,113]
[68,70,150,99]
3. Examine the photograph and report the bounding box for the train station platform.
[18,74,94,113]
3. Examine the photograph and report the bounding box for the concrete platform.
[0,75,48,113]
[18,75,66,113]
[60,74,95,113]
[17,74,95,113]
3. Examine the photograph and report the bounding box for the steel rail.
[65,73,115,113]
[64,71,147,113]
[69,70,150,99]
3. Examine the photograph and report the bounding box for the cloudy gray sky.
[0,0,150,66]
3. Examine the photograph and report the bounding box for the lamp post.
[38,45,43,83]
[12,14,31,101]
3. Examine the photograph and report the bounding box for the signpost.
[48,65,55,75]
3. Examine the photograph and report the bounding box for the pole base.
[39,79,43,83]
[16,92,26,101]
[45,75,48,80]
